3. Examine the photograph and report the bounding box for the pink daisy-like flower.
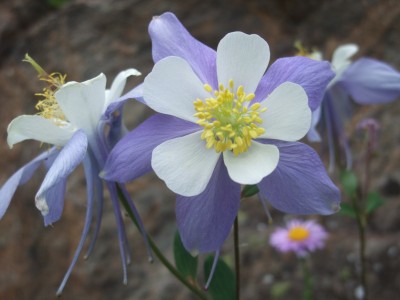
[270,219,328,257]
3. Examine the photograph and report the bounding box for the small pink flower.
[270,219,328,257]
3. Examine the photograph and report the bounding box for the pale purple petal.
[102,114,200,182]
[258,141,340,214]
[85,161,104,259]
[149,12,217,88]
[35,130,88,215]
[106,181,130,284]
[42,151,66,226]
[307,105,322,142]
[338,57,400,104]
[56,154,95,296]
[254,56,334,110]
[270,219,328,257]
[0,149,57,219]
[43,178,67,226]
[323,87,353,171]
[176,158,241,253]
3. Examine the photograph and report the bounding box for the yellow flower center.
[24,54,67,123]
[194,79,267,156]
[288,226,310,242]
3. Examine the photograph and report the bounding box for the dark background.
[0,0,400,299]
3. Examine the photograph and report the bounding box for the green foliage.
[366,191,385,214]
[270,281,290,299]
[173,231,198,280]
[46,0,69,9]
[340,170,358,197]
[339,202,357,218]
[241,184,259,198]
[204,256,236,300]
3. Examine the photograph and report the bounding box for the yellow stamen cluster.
[294,40,321,61]
[288,226,310,242]
[194,80,267,156]
[24,54,66,122]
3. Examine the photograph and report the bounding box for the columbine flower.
[305,44,400,171]
[270,219,328,257]
[0,55,150,295]
[102,12,340,255]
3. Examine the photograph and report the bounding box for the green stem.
[234,216,240,300]
[300,257,313,300]
[117,186,209,300]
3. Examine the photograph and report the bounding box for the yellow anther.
[246,93,255,101]
[237,86,244,97]
[250,103,261,110]
[24,53,67,123]
[204,84,213,93]
[194,80,267,156]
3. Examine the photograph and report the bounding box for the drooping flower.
[103,12,340,255]
[305,44,400,171]
[270,219,328,257]
[0,55,150,295]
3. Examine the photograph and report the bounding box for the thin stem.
[300,257,313,300]
[234,216,240,300]
[116,186,208,300]
[351,195,368,300]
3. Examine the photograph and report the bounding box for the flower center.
[24,54,67,123]
[194,79,266,156]
[288,226,310,242]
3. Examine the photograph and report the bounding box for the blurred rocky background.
[0,0,400,299]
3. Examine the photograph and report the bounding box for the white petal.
[223,141,279,185]
[217,32,270,94]
[105,68,141,107]
[259,82,311,141]
[7,115,75,148]
[144,56,209,123]
[151,131,220,197]
[55,73,106,136]
[331,44,358,73]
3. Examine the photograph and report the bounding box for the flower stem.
[234,216,240,300]
[351,195,368,300]
[116,185,209,300]
[300,257,313,300]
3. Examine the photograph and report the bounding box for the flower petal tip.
[98,170,107,179]
[35,196,49,216]
[190,249,200,257]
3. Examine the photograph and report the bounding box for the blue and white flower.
[103,13,340,256]
[0,58,149,294]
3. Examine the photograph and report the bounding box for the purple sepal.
[339,58,400,104]
[149,12,218,88]
[176,158,241,253]
[0,148,57,219]
[258,141,340,215]
[254,56,334,110]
